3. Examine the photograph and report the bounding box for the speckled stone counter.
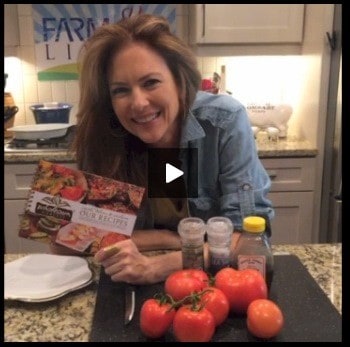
[256,138,318,158]
[4,243,341,342]
[4,149,77,164]
[4,138,317,164]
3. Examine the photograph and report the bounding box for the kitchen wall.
[5,4,333,149]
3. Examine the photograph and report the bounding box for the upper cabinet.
[189,4,305,44]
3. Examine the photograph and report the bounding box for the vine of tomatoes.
[139,268,284,342]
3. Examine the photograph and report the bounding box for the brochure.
[18,160,145,255]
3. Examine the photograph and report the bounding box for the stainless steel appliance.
[319,4,342,242]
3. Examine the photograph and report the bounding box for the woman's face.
[108,42,181,148]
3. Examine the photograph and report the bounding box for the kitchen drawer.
[261,157,316,192]
[5,162,77,199]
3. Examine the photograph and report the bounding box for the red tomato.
[215,267,267,315]
[140,298,176,339]
[164,269,209,301]
[172,305,215,342]
[247,299,284,339]
[200,286,230,326]
[60,186,85,201]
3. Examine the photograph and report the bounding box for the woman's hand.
[94,239,154,284]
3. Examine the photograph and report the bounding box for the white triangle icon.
[166,163,184,183]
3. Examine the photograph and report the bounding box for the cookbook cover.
[18,160,145,255]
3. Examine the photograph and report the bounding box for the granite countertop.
[4,138,317,163]
[4,243,341,342]
[4,149,77,164]
[256,137,318,158]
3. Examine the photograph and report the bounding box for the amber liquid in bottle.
[231,216,274,289]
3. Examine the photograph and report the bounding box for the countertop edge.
[4,147,318,163]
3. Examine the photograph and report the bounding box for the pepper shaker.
[178,217,206,270]
[206,216,233,275]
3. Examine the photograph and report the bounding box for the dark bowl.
[30,103,72,124]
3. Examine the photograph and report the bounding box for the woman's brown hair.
[73,14,201,188]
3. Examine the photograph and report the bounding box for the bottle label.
[237,255,266,279]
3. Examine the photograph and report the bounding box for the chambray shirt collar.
[180,110,205,146]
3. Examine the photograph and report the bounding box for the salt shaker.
[206,216,233,275]
[178,217,206,270]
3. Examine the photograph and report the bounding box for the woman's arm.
[49,228,181,256]
[131,228,182,251]
[95,239,183,284]
[217,104,274,230]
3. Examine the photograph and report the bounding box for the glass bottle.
[231,216,274,288]
[178,217,206,270]
[206,216,233,275]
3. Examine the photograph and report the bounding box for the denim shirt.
[136,91,274,231]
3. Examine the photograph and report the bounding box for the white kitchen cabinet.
[4,162,77,253]
[189,4,304,44]
[261,157,316,245]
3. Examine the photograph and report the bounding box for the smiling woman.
[54,13,275,285]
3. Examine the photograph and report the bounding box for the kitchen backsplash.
[197,55,309,140]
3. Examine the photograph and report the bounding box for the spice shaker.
[206,216,233,275]
[178,217,206,270]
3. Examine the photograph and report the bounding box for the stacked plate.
[4,254,93,302]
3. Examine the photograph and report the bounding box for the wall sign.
[32,4,177,81]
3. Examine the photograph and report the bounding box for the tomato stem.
[153,287,216,313]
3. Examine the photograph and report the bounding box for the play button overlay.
[166,163,183,183]
[148,148,198,198]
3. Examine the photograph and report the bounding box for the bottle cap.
[243,216,265,233]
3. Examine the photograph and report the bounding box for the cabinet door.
[5,200,50,253]
[268,192,314,245]
[261,157,316,192]
[191,4,304,44]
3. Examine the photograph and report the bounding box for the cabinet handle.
[326,31,336,50]
[202,4,205,38]
[267,170,277,179]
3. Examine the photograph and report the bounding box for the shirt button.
[242,183,251,191]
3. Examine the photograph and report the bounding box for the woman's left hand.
[94,239,152,284]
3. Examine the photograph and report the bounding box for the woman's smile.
[132,111,161,124]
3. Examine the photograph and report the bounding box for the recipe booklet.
[18,160,145,255]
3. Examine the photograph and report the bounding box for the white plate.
[7,123,71,140]
[4,254,93,302]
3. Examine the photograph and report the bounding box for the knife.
[124,284,136,325]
